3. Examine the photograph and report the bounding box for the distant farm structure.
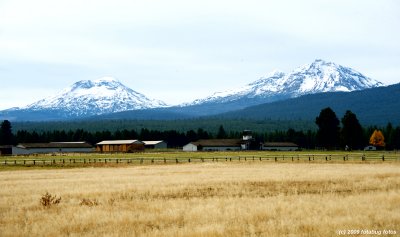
[95,140,145,153]
[183,130,271,152]
[262,142,299,151]
[12,142,93,155]
[183,139,243,152]
[143,141,167,149]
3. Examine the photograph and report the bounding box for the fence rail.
[1,153,399,166]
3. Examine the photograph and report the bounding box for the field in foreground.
[0,162,399,237]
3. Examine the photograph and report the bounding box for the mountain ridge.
[184,59,383,107]
[90,83,400,126]
[215,83,400,126]
[3,77,167,120]
[0,59,387,121]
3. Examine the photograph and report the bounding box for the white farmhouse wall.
[183,143,198,152]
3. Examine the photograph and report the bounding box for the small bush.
[80,198,99,207]
[40,192,61,208]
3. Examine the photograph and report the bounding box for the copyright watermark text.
[337,229,397,235]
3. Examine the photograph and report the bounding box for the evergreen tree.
[216,125,228,139]
[0,120,14,145]
[340,110,364,150]
[384,123,394,149]
[391,126,400,149]
[315,107,340,149]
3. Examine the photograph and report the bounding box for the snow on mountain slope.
[187,59,383,106]
[24,77,168,117]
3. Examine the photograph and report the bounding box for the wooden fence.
[1,153,399,166]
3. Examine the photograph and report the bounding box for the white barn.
[183,139,242,152]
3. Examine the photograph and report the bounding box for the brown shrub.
[40,192,61,208]
[80,198,99,207]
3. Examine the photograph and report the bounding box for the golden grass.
[0,162,399,236]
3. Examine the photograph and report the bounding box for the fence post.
[164,158,166,163]
[292,157,293,162]
[382,155,385,161]
[309,156,311,162]
[176,159,178,164]
[325,156,328,161]
[343,156,346,161]
[14,160,17,165]
[275,157,277,162]
[24,160,26,165]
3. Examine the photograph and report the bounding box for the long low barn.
[262,142,299,151]
[12,142,93,155]
[143,141,167,149]
[183,139,243,152]
[96,140,145,152]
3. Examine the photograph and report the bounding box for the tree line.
[1,108,400,150]
[314,108,400,150]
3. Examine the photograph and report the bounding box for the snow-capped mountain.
[187,59,383,106]
[20,77,167,118]
[0,60,386,121]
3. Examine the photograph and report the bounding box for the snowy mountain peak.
[185,59,384,106]
[94,76,119,83]
[23,77,168,117]
[264,70,286,78]
[69,77,122,91]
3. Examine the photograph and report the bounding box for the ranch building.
[183,139,243,152]
[183,130,256,152]
[12,142,93,155]
[0,145,12,156]
[143,140,167,149]
[96,140,145,153]
[262,142,299,151]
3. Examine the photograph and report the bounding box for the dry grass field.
[0,162,399,237]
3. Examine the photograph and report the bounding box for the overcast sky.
[1,0,399,110]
